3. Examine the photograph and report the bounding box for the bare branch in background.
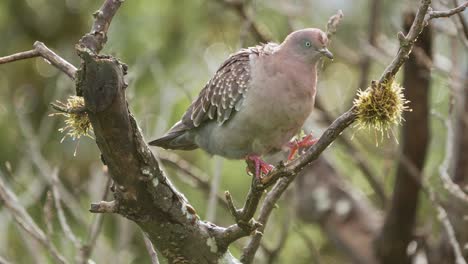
[220,0,270,43]
[295,228,323,264]
[42,190,54,237]
[51,169,82,249]
[81,177,111,263]
[260,197,292,264]
[375,12,432,264]
[315,101,387,206]
[0,174,68,264]
[0,42,77,79]
[143,234,160,264]
[206,157,223,222]
[452,0,468,39]
[427,1,468,19]
[358,0,381,90]
[0,255,12,264]
[430,191,467,264]
[437,113,468,203]
[15,110,87,225]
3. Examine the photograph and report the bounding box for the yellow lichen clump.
[353,80,410,143]
[50,96,93,155]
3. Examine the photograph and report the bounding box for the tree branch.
[78,0,124,54]
[0,41,77,79]
[427,1,468,19]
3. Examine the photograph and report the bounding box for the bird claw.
[245,155,274,179]
[287,134,318,160]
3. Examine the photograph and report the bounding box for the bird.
[149,28,333,178]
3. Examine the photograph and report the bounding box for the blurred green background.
[0,0,466,263]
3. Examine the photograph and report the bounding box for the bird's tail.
[149,122,198,150]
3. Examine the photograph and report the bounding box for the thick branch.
[76,48,231,262]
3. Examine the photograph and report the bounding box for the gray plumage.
[149,28,333,159]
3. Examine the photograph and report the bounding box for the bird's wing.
[181,44,277,128]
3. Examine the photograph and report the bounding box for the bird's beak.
[318,48,334,60]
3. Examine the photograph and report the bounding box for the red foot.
[245,155,274,179]
[287,134,318,160]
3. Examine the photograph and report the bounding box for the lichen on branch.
[353,80,410,141]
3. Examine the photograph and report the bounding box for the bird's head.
[279,28,333,64]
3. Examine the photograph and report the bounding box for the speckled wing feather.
[149,43,277,149]
[180,43,277,129]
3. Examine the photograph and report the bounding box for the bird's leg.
[245,154,274,179]
[287,134,318,160]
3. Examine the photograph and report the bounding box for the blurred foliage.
[0,0,466,263]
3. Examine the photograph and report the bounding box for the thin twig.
[261,197,292,264]
[452,0,468,39]
[143,233,160,264]
[42,190,54,237]
[358,0,381,90]
[0,255,12,264]
[294,228,322,264]
[220,0,270,43]
[15,110,87,225]
[50,103,87,114]
[427,1,468,19]
[78,0,124,54]
[81,176,111,263]
[206,157,223,222]
[0,174,68,264]
[0,42,77,79]
[435,112,468,203]
[0,50,39,64]
[430,191,467,264]
[51,169,81,249]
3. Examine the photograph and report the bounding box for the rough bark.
[374,12,432,264]
[76,49,238,263]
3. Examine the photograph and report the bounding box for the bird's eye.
[304,41,311,47]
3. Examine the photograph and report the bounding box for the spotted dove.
[150,28,333,176]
